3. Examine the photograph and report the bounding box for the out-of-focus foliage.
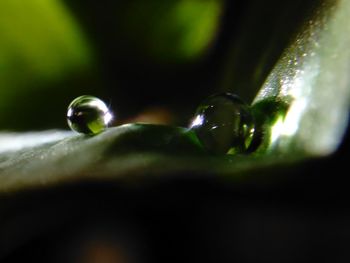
[116,0,224,62]
[0,0,94,129]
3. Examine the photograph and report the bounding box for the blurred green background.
[0,0,224,130]
[0,0,318,131]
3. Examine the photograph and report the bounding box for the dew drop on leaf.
[67,95,113,135]
[189,93,255,154]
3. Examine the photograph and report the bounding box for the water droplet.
[189,93,255,154]
[67,95,113,135]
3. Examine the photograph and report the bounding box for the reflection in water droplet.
[189,93,255,154]
[67,95,113,135]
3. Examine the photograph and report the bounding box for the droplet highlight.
[67,95,113,135]
[189,93,255,154]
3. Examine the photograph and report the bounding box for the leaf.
[0,124,293,193]
[1,0,350,194]
[251,0,350,156]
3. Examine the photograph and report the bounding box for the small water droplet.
[189,93,255,154]
[67,95,113,135]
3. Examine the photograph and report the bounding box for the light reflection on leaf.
[253,0,350,155]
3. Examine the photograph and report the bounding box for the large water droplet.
[189,93,255,154]
[67,95,113,135]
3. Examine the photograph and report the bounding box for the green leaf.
[1,0,350,194]
[251,0,350,156]
[0,124,291,193]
